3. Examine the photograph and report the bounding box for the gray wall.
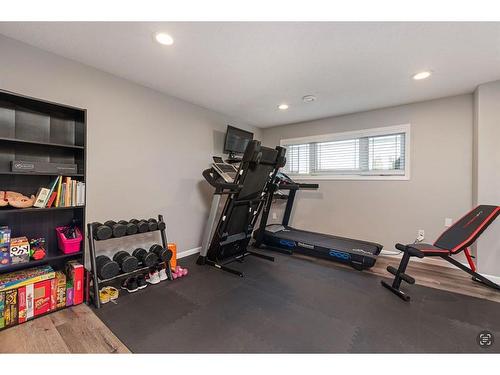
[473,81,500,276]
[261,95,473,252]
[0,35,261,257]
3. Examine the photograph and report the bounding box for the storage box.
[66,261,84,305]
[4,289,18,327]
[0,226,11,268]
[34,280,52,317]
[18,286,27,324]
[0,265,55,292]
[0,292,5,329]
[11,160,77,175]
[56,227,82,254]
[9,236,30,265]
[66,280,74,307]
[55,271,66,309]
[26,283,34,321]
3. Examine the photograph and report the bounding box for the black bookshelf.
[0,89,86,329]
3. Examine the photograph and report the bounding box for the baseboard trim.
[177,246,201,259]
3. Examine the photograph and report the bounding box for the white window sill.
[286,174,410,181]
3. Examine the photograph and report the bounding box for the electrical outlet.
[272,212,278,220]
[417,229,425,240]
[445,218,453,227]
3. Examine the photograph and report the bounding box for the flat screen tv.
[223,125,254,155]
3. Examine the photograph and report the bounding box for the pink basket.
[55,226,83,254]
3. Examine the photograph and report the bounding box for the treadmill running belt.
[261,224,383,270]
[270,226,380,256]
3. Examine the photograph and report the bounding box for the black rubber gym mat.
[93,251,500,353]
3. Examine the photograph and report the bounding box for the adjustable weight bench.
[382,205,500,301]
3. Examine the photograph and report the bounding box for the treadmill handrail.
[202,168,243,193]
[278,182,319,190]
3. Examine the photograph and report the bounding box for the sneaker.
[158,266,168,281]
[99,288,110,304]
[137,274,148,289]
[121,277,139,293]
[146,268,161,285]
[106,286,119,301]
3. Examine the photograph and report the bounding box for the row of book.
[33,176,86,208]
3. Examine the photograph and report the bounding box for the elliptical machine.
[197,140,286,277]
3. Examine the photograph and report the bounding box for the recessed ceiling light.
[302,95,316,103]
[278,104,289,110]
[155,32,174,46]
[412,71,432,80]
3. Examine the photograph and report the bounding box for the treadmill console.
[212,162,238,183]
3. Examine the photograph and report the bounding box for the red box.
[17,286,27,324]
[34,280,52,316]
[66,261,84,305]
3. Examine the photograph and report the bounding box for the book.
[33,188,50,208]
[72,180,77,206]
[43,176,60,207]
[61,183,66,207]
[65,177,71,207]
[46,192,57,208]
[55,175,63,207]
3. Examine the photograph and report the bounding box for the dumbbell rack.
[87,214,172,308]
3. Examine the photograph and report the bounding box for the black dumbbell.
[130,219,149,233]
[146,219,158,231]
[132,248,158,267]
[96,255,120,280]
[103,220,127,238]
[118,220,138,235]
[150,244,173,263]
[113,250,139,273]
[90,222,112,241]
[148,218,166,231]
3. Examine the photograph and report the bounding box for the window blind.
[282,128,408,178]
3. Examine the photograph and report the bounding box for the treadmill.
[253,172,383,270]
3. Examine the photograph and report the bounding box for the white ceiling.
[1,22,500,128]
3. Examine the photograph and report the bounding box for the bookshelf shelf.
[0,171,84,177]
[0,136,84,149]
[0,206,85,215]
[0,89,86,330]
[0,251,83,273]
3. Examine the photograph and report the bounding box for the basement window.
[281,124,410,180]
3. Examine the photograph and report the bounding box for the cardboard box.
[0,226,11,268]
[66,281,74,307]
[0,292,5,329]
[9,237,30,265]
[0,265,55,292]
[4,289,18,327]
[26,283,34,320]
[50,278,57,311]
[17,286,27,324]
[55,271,66,309]
[66,261,84,305]
[34,280,52,317]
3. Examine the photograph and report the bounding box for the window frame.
[280,124,411,181]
